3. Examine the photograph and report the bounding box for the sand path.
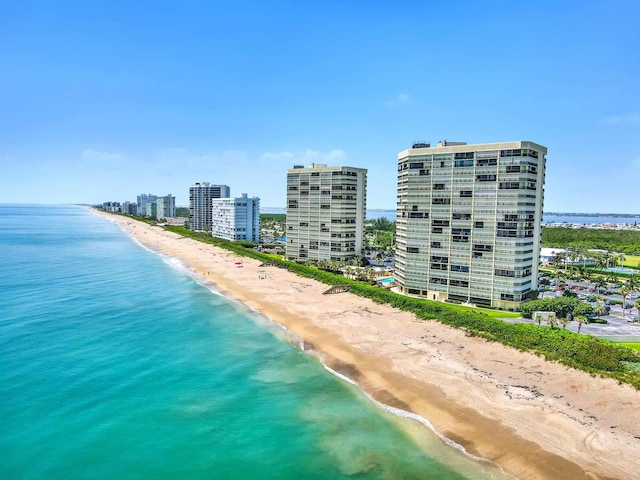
[100,212,640,480]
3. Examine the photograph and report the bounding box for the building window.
[474,221,484,228]
[476,174,496,182]
[454,159,474,167]
[410,162,424,169]
[432,198,451,205]
[460,190,472,197]
[476,158,497,166]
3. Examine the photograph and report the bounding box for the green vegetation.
[260,213,286,223]
[175,207,189,217]
[620,343,640,352]
[542,227,640,256]
[155,222,640,390]
[623,255,640,268]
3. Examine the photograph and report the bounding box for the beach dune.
[101,212,640,480]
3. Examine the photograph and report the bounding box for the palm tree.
[616,253,626,269]
[620,285,630,317]
[546,315,558,329]
[551,251,566,278]
[593,252,608,270]
[593,277,607,293]
[593,303,607,319]
[625,275,640,296]
[575,315,588,334]
[534,313,543,327]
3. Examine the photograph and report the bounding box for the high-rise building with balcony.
[189,182,230,231]
[156,194,176,220]
[286,163,367,262]
[137,193,157,216]
[211,194,260,242]
[395,140,546,310]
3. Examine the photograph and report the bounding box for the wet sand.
[99,212,640,480]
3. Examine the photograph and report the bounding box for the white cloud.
[81,149,126,165]
[385,93,410,107]
[600,113,640,125]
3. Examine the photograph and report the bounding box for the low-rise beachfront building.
[156,194,176,220]
[211,194,260,242]
[286,163,367,262]
[394,140,547,310]
[137,194,157,217]
[189,182,231,232]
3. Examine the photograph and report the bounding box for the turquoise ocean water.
[0,205,508,480]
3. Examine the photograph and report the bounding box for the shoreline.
[97,211,640,480]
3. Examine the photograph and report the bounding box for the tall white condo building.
[286,163,367,262]
[395,140,546,310]
[211,194,260,242]
[189,182,230,231]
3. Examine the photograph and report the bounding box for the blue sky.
[1,0,639,211]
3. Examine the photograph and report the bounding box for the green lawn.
[623,255,640,268]
[620,343,640,352]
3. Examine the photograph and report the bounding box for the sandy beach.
[99,212,640,480]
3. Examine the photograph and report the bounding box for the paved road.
[503,304,640,337]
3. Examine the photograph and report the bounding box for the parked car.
[588,288,595,293]
[623,303,634,309]
[605,299,614,305]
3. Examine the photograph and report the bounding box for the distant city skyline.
[1,1,639,212]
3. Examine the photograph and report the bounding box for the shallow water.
[0,205,509,479]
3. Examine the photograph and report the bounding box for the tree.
[635,299,640,323]
[534,313,544,327]
[620,285,630,317]
[593,277,607,293]
[593,303,607,319]
[572,302,593,318]
[575,315,588,334]
[546,316,559,329]
[552,251,566,275]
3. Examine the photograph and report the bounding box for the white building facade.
[211,194,260,241]
[156,194,176,220]
[395,140,547,310]
[189,182,230,231]
[286,164,367,262]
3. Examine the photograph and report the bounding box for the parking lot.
[504,277,640,338]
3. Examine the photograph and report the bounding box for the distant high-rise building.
[286,163,367,262]
[137,194,157,217]
[102,201,121,213]
[156,194,176,220]
[189,182,230,231]
[211,194,260,242]
[145,202,157,218]
[121,201,138,215]
[394,140,547,310]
